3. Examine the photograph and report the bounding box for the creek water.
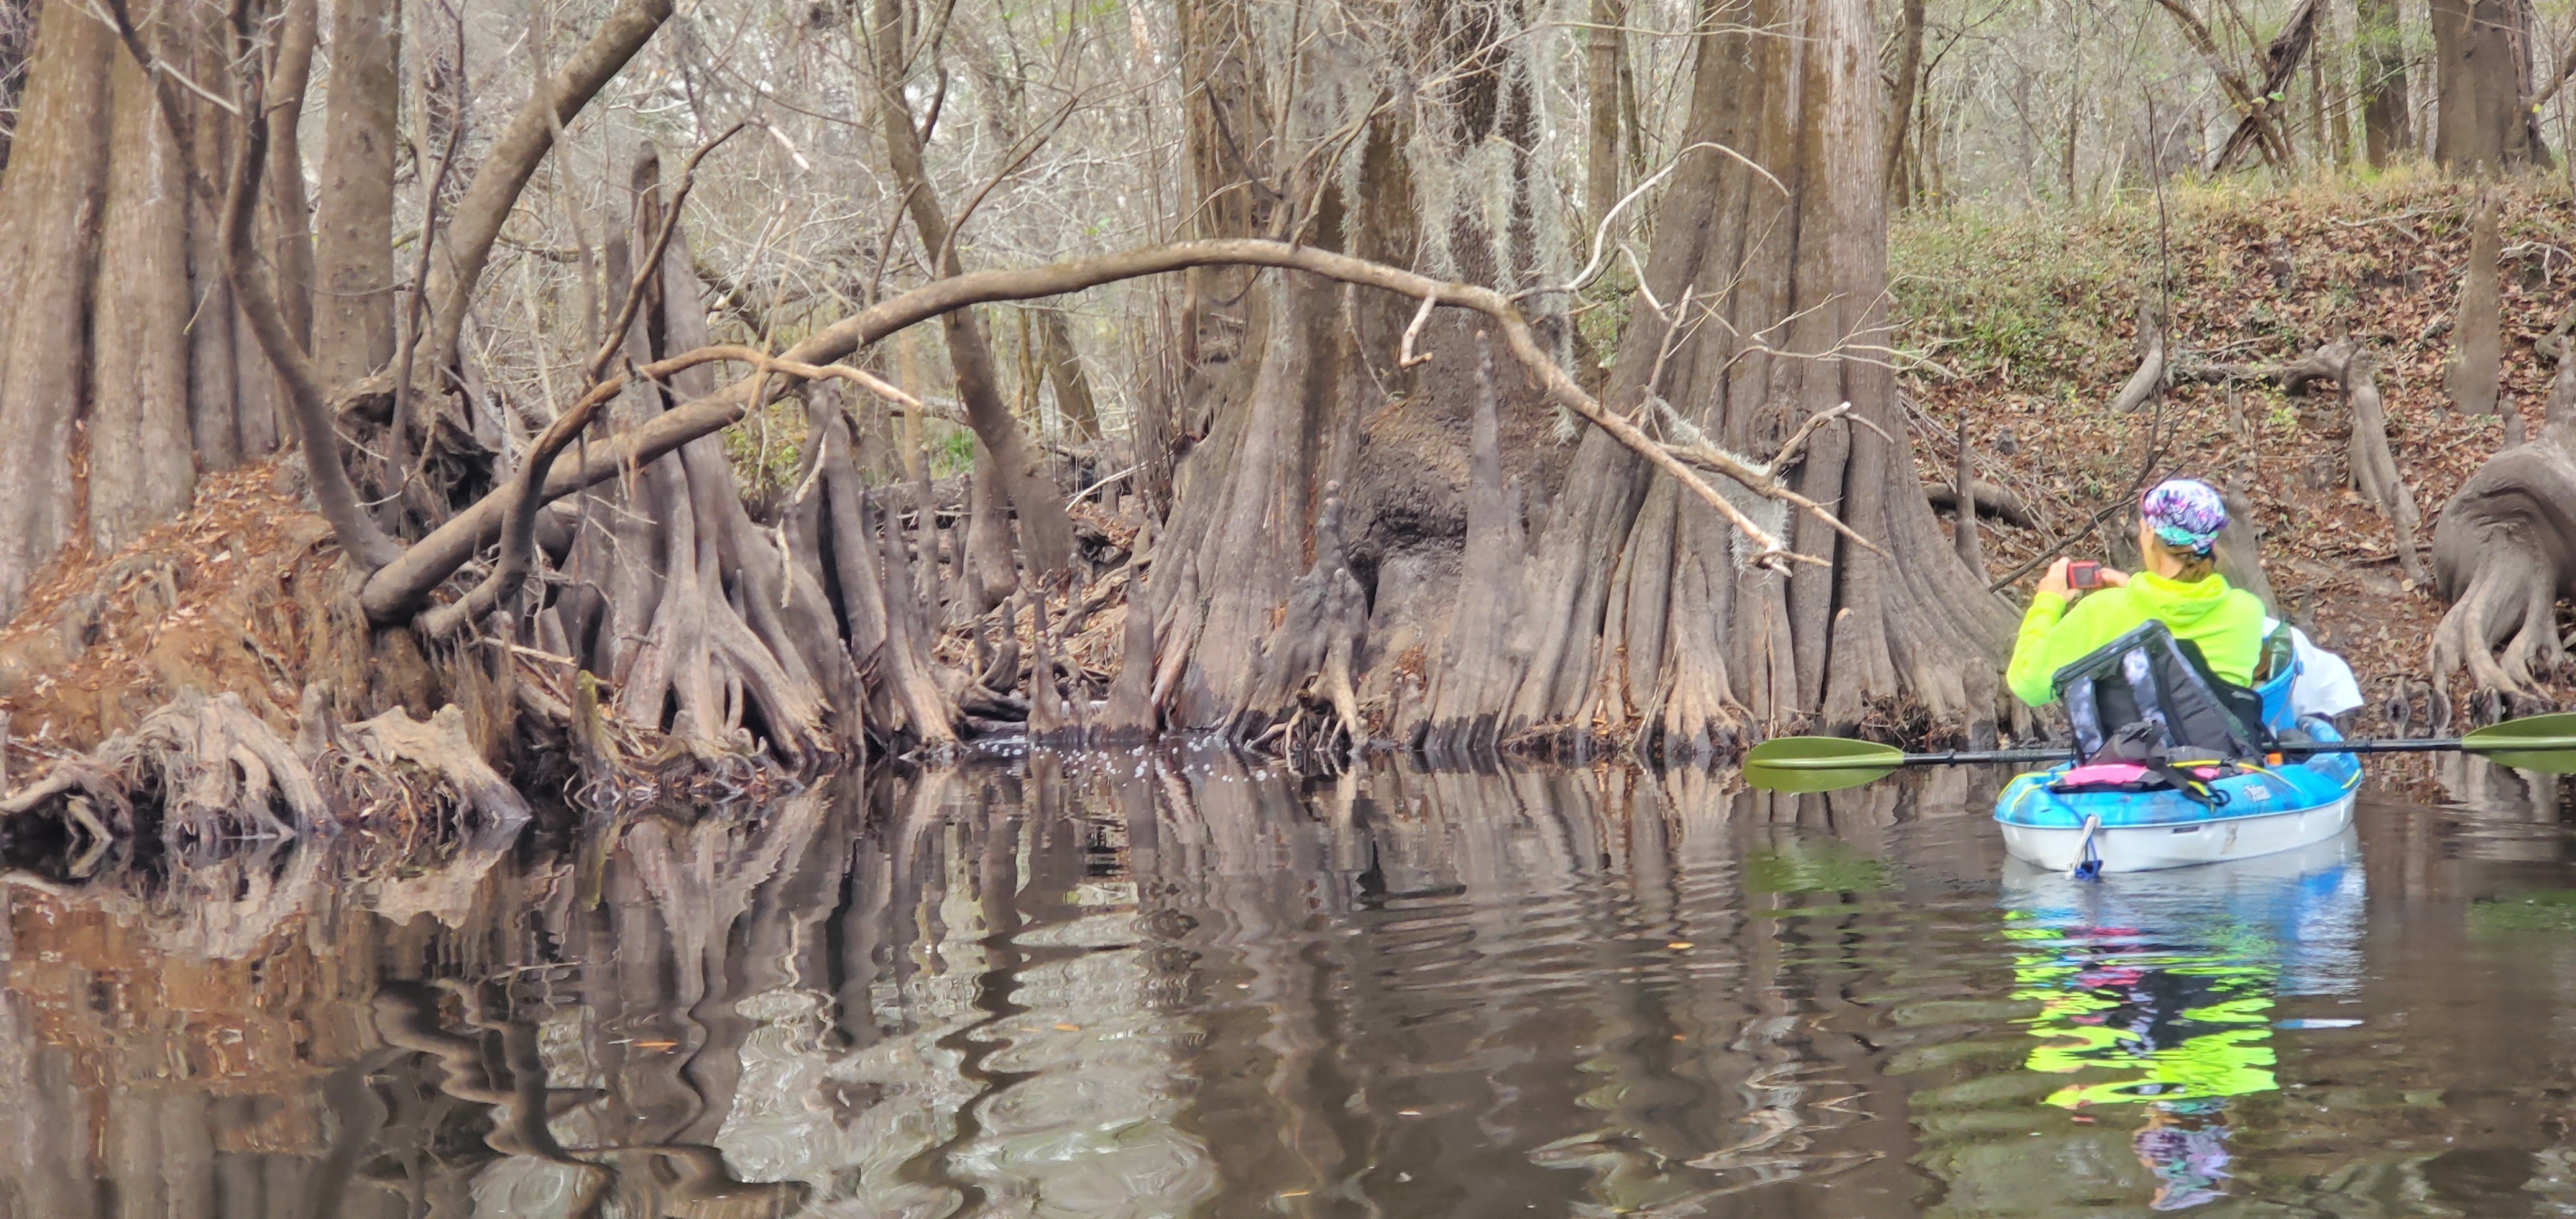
[1,751,2573,1218]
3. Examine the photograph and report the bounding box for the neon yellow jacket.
[2006,572,2268,707]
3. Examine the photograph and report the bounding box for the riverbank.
[1,172,2567,781]
[1894,169,2576,732]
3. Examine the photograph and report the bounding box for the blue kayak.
[1994,668,2363,874]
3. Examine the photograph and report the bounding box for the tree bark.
[1951,413,1982,571]
[210,0,314,466]
[2306,24,2328,167]
[1037,309,1099,438]
[0,0,111,620]
[2357,0,2412,165]
[2432,0,2544,171]
[263,0,316,359]
[2344,347,2428,581]
[2327,13,2354,168]
[219,57,404,572]
[2450,188,2502,414]
[187,188,242,469]
[553,157,845,761]
[1482,0,2011,755]
[311,0,399,387]
[2430,397,2576,702]
[88,42,195,552]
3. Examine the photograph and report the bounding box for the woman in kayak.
[2006,478,2267,707]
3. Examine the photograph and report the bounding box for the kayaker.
[2006,478,2267,708]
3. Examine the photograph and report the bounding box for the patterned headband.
[2140,478,2227,556]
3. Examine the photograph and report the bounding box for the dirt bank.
[1895,171,2576,732]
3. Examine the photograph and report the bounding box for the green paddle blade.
[2460,712,2576,772]
[1742,736,1907,793]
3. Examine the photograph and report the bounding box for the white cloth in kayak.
[2263,617,2364,718]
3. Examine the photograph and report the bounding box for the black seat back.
[2051,620,2269,762]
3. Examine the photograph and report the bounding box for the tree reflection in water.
[1,757,2573,1218]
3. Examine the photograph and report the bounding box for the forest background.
[0,0,2570,816]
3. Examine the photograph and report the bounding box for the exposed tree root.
[0,684,558,868]
[2429,394,2576,712]
[1,691,322,857]
[1238,487,1369,751]
[337,704,533,829]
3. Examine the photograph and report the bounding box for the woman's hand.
[2037,558,2131,600]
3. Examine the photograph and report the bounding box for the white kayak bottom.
[1998,792,2358,874]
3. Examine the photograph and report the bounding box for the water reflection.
[1989,835,2364,1210]
[1,754,2575,1216]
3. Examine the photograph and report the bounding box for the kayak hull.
[1993,719,2365,874]
[1997,792,2356,873]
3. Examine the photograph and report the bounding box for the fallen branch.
[1399,294,1438,367]
[1924,479,2038,528]
[1653,402,1885,558]
[2169,347,2343,395]
[363,238,1866,622]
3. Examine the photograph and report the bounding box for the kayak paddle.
[1742,711,2576,794]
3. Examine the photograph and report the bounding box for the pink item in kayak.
[2058,762,2150,787]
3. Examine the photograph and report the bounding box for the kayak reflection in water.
[2133,1098,2234,1211]
[2009,919,2279,1108]
[1997,832,2365,1211]
[2005,914,2270,1209]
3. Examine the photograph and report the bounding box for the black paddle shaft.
[1896,739,2467,768]
[2281,738,2467,757]
[1899,747,2078,767]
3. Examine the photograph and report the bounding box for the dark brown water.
[2,750,2573,1218]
